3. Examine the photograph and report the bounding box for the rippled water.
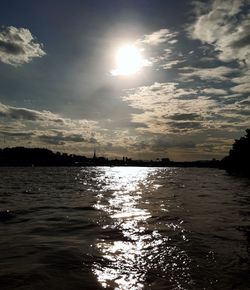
[0,167,249,290]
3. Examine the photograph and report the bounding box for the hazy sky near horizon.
[0,0,249,160]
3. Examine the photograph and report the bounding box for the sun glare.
[111,44,143,76]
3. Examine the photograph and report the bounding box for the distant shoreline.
[1,143,249,177]
[0,147,222,168]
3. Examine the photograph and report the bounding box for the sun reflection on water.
[90,167,191,289]
[92,167,154,289]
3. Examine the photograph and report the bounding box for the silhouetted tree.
[222,129,250,176]
[0,147,87,166]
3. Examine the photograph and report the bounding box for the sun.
[111,44,143,76]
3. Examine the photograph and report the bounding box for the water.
[0,167,249,290]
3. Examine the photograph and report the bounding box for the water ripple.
[0,167,249,289]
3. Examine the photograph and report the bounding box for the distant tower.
[93,148,97,160]
[3,135,6,148]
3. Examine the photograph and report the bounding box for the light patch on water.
[90,167,192,289]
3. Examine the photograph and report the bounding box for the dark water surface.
[0,167,249,290]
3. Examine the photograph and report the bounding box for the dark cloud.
[165,113,200,121]
[38,135,65,145]
[38,132,85,145]
[0,131,34,137]
[239,99,250,106]
[0,39,24,55]
[231,34,250,49]
[149,136,197,151]
[168,121,203,130]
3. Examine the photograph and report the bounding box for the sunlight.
[111,44,144,76]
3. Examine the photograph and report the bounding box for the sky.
[0,0,249,161]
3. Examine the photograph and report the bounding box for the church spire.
[93,148,97,159]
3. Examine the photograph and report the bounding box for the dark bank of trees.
[222,129,250,176]
[0,147,89,166]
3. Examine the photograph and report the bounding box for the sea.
[0,167,249,290]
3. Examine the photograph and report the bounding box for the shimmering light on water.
[89,167,192,289]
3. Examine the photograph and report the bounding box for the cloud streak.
[179,66,237,82]
[138,28,178,46]
[0,102,66,124]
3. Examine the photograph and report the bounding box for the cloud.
[122,82,216,134]
[133,28,182,72]
[0,26,46,66]
[0,101,99,150]
[160,59,184,70]
[0,102,65,124]
[139,29,178,46]
[201,88,228,95]
[179,66,237,82]
[232,70,250,84]
[231,69,250,93]
[188,0,250,66]
[122,80,249,142]
[38,131,85,145]
[231,83,250,93]
[237,96,250,106]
